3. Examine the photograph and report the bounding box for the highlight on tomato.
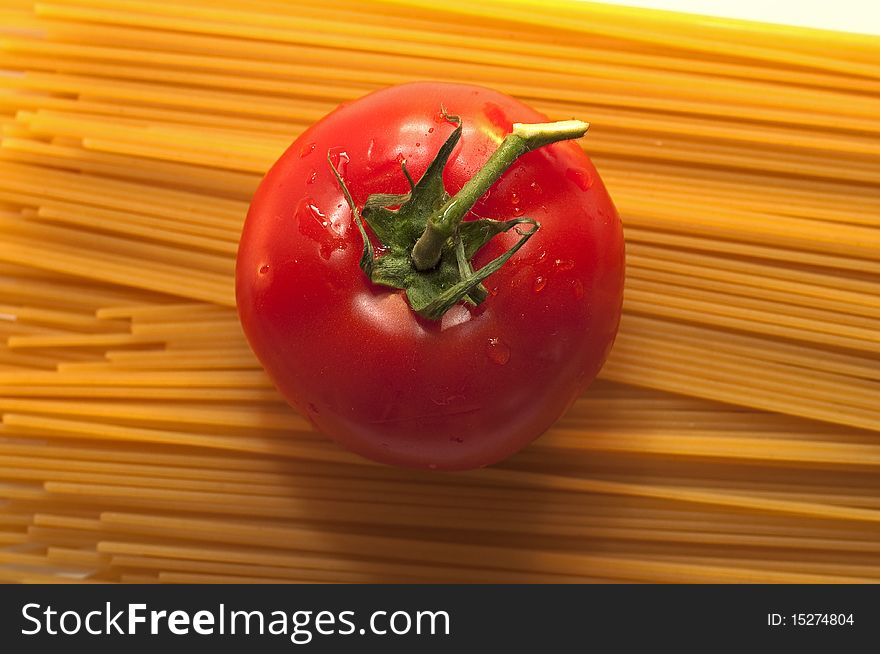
[236,82,625,470]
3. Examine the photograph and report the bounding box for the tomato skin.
[236,82,624,470]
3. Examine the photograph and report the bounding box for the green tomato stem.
[410,119,589,271]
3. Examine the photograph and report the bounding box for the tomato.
[236,82,624,470]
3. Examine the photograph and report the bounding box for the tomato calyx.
[329,111,589,320]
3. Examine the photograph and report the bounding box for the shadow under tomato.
[254,376,880,584]
[256,386,643,583]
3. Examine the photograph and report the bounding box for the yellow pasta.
[0,0,878,583]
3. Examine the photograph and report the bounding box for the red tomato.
[236,82,624,470]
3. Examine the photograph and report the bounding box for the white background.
[593,0,880,36]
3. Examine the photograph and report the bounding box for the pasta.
[0,0,879,583]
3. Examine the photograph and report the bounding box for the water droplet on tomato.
[328,147,349,177]
[510,192,520,205]
[565,167,593,191]
[530,181,542,196]
[533,275,546,292]
[555,258,574,271]
[512,206,524,217]
[307,171,317,185]
[297,198,348,260]
[488,286,499,297]
[415,142,420,147]
[428,127,435,134]
[572,279,585,299]
[486,337,510,365]
[307,201,329,227]
[258,264,269,275]
[300,142,316,158]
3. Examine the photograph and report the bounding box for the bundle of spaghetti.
[0,0,879,583]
